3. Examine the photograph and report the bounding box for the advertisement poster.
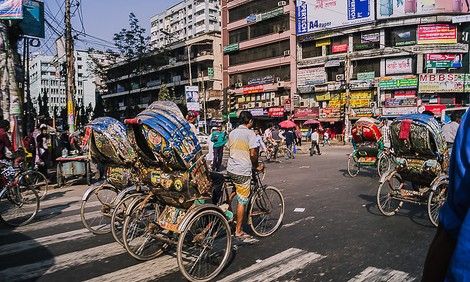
[425,54,463,68]
[332,43,348,53]
[379,75,418,90]
[377,0,470,20]
[418,24,457,44]
[418,73,470,93]
[185,86,200,111]
[19,0,44,38]
[391,28,417,46]
[296,0,375,34]
[242,85,263,94]
[0,0,22,19]
[297,67,327,86]
[385,57,413,75]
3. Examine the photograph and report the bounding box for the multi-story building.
[29,50,97,113]
[102,32,223,122]
[221,0,297,126]
[150,0,221,49]
[296,0,470,135]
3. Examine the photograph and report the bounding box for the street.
[0,145,437,281]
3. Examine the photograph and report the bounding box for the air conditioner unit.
[266,102,273,107]
[236,82,243,88]
[283,50,290,56]
[427,68,437,74]
[278,1,287,6]
[335,74,345,82]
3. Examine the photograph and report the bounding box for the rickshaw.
[376,114,449,227]
[347,118,391,177]
[82,102,284,281]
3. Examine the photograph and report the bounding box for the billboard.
[385,57,413,75]
[0,0,22,19]
[185,86,200,111]
[418,73,470,93]
[296,0,375,34]
[377,0,469,20]
[379,75,418,90]
[391,28,417,46]
[418,24,457,44]
[426,54,463,68]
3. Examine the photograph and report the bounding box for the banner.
[425,54,463,68]
[0,0,22,19]
[391,28,417,46]
[294,107,319,118]
[377,0,469,20]
[297,67,327,86]
[296,0,375,34]
[242,85,263,94]
[379,75,418,90]
[385,57,413,75]
[418,24,457,44]
[382,107,418,116]
[185,86,200,111]
[418,73,470,93]
[332,43,348,53]
[268,107,285,117]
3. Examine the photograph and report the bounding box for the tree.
[39,91,50,118]
[158,83,172,101]
[113,13,150,60]
[85,103,93,122]
[93,92,105,119]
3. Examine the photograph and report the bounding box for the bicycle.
[17,162,48,201]
[0,162,40,227]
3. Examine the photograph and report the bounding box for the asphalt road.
[0,145,437,281]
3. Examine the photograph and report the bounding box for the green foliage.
[158,83,172,101]
[113,13,150,60]
[39,91,50,118]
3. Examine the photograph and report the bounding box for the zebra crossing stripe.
[0,227,99,255]
[84,255,179,282]
[0,242,126,282]
[0,211,102,236]
[40,196,82,206]
[40,199,101,215]
[348,267,415,282]
[218,248,325,282]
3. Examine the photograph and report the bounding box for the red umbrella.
[302,119,320,126]
[279,120,296,129]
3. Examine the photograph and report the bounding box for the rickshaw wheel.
[377,172,403,216]
[347,155,360,177]
[427,179,449,227]
[377,154,392,178]
[111,193,145,247]
[177,209,231,282]
[80,185,118,235]
[122,197,167,260]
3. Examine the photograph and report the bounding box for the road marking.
[281,216,315,229]
[84,255,179,282]
[0,242,127,281]
[218,248,324,282]
[40,200,101,215]
[0,227,98,255]
[0,211,102,236]
[40,196,82,206]
[348,267,415,282]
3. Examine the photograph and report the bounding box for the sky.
[43,0,181,53]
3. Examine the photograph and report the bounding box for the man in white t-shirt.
[310,129,321,156]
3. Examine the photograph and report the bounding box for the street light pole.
[187,45,192,86]
[344,50,352,143]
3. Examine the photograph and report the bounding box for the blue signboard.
[348,0,370,20]
[19,0,44,38]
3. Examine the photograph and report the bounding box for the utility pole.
[200,71,207,133]
[65,0,75,132]
[344,50,352,143]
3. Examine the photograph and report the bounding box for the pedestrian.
[284,128,295,160]
[205,127,215,168]
[295,127,302,146]
[323,130,330,146]
[442,112,462,152]
[36,124,49,178]
[211,126,227,172]
[263,124,273,144]
[310,128,321,156]
[422,110,470,281]
[0,120,13,160]
[271,126,281,160]
[227,111,262,240]
[253,128,266,157]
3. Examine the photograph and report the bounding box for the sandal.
[234,231,253,240]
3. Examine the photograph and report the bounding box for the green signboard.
[357,71,375,80]
[258,7,284,22]
[379,77,418,90]
[208,67,214,79]
[223,43,239,54]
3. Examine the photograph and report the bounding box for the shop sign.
[385,97,417,107]
[332,43,348,53]
[385,57,413,75]
[351,107,373,117]
[243,85,264,94]
[354,31,379,50]
[315,38,331,47]
[298,86,314,93]
[257,7,284,22]
[391,29,416,46]
[316,93,331,101]
[321,107,341,118]
[382,107,418,116]
[418,24,457,45]
[268,107,285,117]
[297,67,327,86]
[357,71,375,80]
[294,107,319,119]
[350,99,371,108]
[394,90,417,97]
[418,73,470,93]
[247,75,274,86]
[424,105,447,115]
[327,82,343,91]
[325,59,341,67]
[223,43,239,54]
[425,54,462,68]
[349,80,374,90]
[350,91,372,100]
[284,98,292,112]
[314,85,328,92]
[379,75,418,90]
[249,108,266,117]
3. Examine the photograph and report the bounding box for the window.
[326,66,345,82]
[353,59,380,79]
[229,40,290,66]
[326,36,349,55]
[302,42,322,58]
[228,0,287,22]
[229,65,290,86]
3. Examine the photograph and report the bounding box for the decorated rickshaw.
[347,117,391,177]
[376,114,449,227]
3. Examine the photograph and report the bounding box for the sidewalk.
[295,139,352,154]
